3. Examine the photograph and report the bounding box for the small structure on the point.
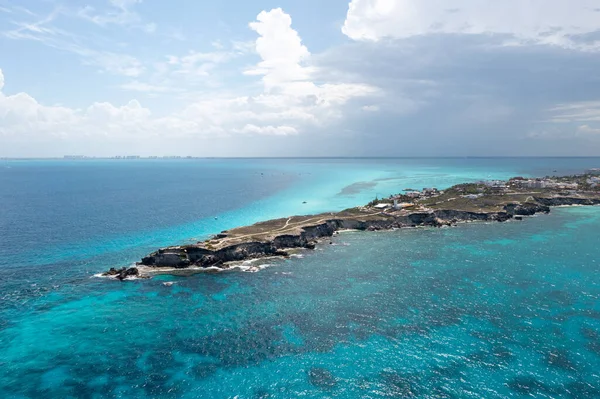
[374,203,390,209]
[392,197,413,210]
[586,168,600,175]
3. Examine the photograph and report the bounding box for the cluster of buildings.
[403,187,441,199]
[511,178,578,190]
[371,188,442,211]
[588,176,600,188]
[481,180,509,192]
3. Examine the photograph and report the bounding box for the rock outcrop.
[102,190,600,278]
[102,267,140,281]
[131,209,531,271]
[534,197,600,207]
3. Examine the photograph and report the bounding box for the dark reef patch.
[380,371,421,397]
[546,349,577,371]
[581,326,599,341]
[337,181,377,196]
[307,367,337,389]
[254,388,272,398]
[507,376,549,396]
[192,362,219,379]
[564,381,600,398]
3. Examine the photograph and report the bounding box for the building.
[520,179,547,189]
[392,198,413,210]
[557,183,578,190]
[483,180,506,188]
[405,191,421,198]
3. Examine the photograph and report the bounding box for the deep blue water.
[1,158,600,398]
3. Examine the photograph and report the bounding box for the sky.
[1,0,600,157]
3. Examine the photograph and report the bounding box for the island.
[103,171,600,280]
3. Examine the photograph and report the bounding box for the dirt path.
[216,211,383,245]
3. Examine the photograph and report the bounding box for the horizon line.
[2,156,600,160]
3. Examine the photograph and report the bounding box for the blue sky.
[1,0,600,157]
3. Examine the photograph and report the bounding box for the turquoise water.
[1,158,600,398]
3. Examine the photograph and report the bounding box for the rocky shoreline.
[103,186,600,280]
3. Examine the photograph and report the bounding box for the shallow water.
[1,158,600,398]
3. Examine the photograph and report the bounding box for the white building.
[374,203,390,209]
[588,176,600,184]
[392,199,413,210]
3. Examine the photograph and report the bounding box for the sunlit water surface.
[1,158,600,398]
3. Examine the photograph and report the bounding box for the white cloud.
[88,52,144,77]
[0,8,381,154]
[3,14,145,77]
[362,105,379,112]
[546,101,600,123]
[77,0,148,29]
[245,8,379,111]
[234,124,298,136]
[166,51,233,78]
[578,124,600,134]
[0,69,4,91]
[342,0,600,50]
[247,8,312,90]
[119,81,177,93]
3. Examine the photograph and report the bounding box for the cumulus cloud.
[247,8,311,90]
[245,8,379,113]
[0,8,381,155]
[342,0,600,50]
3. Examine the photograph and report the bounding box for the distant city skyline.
[2,0,600,157]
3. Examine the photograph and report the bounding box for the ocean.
[1,158,599,398]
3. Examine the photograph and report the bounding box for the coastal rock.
[102,267,139,281]
[504,202,550,216]
[197,254,221,267]
[433,209,497,222]
[105,175,600,277]
[534,197,600,207]
[141,250,187,267]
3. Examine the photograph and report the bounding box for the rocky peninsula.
[103,172,600,280]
